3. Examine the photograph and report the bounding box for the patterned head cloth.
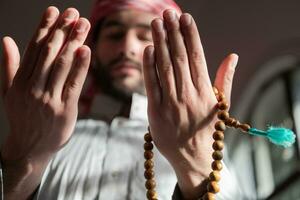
[79,0,182,117]
[89,0,182,32]
[87,0,182,47]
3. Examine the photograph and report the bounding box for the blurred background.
[1,0,300,199]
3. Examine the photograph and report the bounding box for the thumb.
[214,53,238,106]
[1,36,20,97]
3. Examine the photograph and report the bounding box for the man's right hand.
[0,6,91,199]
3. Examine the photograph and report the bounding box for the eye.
[138,31,152,42]
[106,31,125,41]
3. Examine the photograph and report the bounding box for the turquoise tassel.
[248,126,296,148]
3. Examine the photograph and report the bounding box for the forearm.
[1,148,52,200]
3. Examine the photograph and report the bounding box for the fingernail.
[181,14,192,26]
[153,19,164,32]
[80,48,89,58]
[166,10,176,21]
[76,20,87,33]
[231,54,239,68]
[64,9,77,20]
[46,6,59,20]
[146,46,154,57]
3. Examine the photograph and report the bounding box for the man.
[1,0,240,199]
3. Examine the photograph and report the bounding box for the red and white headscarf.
[89,0,182,31]
[79,0,182,117]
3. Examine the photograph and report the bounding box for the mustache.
[108,55,142,70]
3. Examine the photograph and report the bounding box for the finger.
[47,18,90,99]
[1,37,20,96]
[143,45,161,107]
[17,6,60,81]
[180,13,211,90]
[214,53,238,105]
[163,10,193,96]
[31,8,79,95]
[151,18,177,101]
[63,45,91,105]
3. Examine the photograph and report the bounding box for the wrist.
[175,157,212,200]
[1,137,54,199]
[169,128,215,199]
[1,150,50,185]
[1,131,56,164]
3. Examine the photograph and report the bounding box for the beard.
[92,58,146,103]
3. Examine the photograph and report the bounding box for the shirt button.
[112,171,120,178]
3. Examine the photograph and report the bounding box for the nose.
[118,31,142,58]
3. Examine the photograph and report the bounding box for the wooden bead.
[217,111,229,121]
[146,190,157,199]
[144,169,155,179]
[212,140,224,151]
[207,181,220,193]
[211,161,223,171]
[239,123,251,132]
[145,179,156,189]
[213,87,219,95]
[231,119,240,128]
[144,142,154,150]
[144,133,153,142]
[209,171,221,182]
[213,131,224,140]
[217,101,228,110]
[217,93,225,102]
[144,151,154,159]
[214,121,226,131]
[203,192,215,200]
[212,151,223,160]
[144,160,154,169]
[225,117,234,126]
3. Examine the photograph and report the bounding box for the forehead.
[102,9,158,29]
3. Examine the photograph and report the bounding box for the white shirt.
[0,93,242,200]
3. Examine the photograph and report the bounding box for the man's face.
[93,9,156,101]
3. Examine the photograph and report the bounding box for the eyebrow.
[102,20,151,30]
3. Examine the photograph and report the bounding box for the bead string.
[144,87,251,200]
[144,130,157,200]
